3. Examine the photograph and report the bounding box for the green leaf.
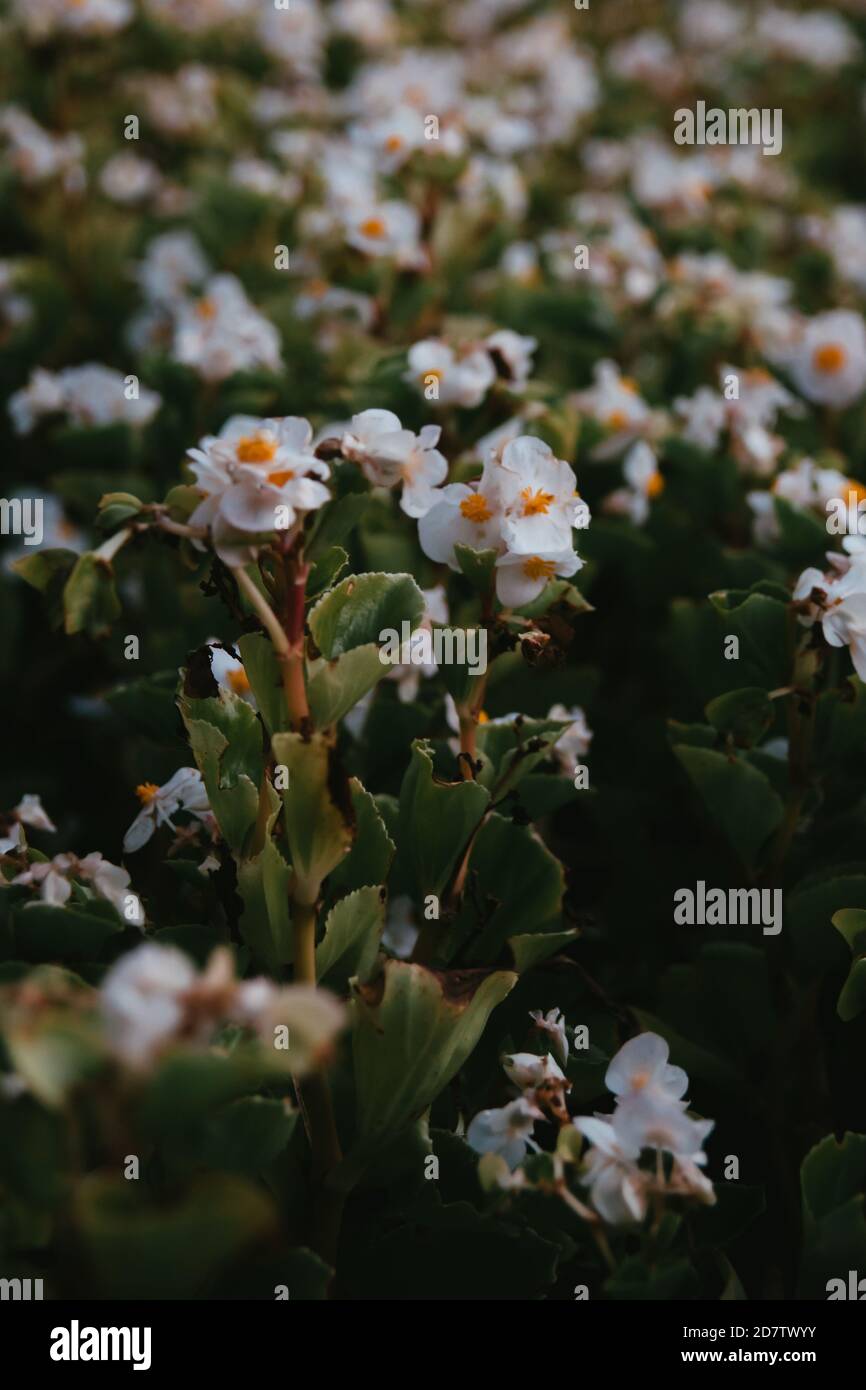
[463,814,565,964]
[798,1133,866,1298]
[11,547,78,594]
[306,544,349,599]
[12,903,123,964]
[180,688,264,856]
[673,744,783,871]
[63,552,121,639]
[201,1097,298,1175]
[454,543,497,594]
[328,779,395,895]
[316,885,385,991]
[705,687,774,747]
[236,827,293,974]
[271,732,354,904]
[73,1172,277,1299]
[237,632,285,735]
[476,715,570,797]
[308,571,425,659]
[346,959,516,1161]
[396,740,489,899]
[708,589,790,689]
[307,643,387,728]
[508,928,578,972]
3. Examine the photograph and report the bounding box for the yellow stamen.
[521,486,555,517]
[385,134,404,153]
[135,782,160,806]
[460,493,493,524]
[196,297,216,320]
[521,557,557,581]
[359,216,387,239]
[268,469,295,487]
[814,343,847,375]
[227,668,251,695]
[646,470,665,499]
[236,434,277,464]
[606,409,629,431]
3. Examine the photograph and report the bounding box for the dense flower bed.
[2,0,866,1302]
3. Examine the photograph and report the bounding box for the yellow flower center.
[521,556,557,580]
[631,1069,651,1090]
[359,216,387,239]
[268,468,295,487]
[236,434,277,464]
[521,486,555,517]
[385,134,404,153]
[813,343,847,375]
[606,409,629,431]
[846,480,866,503]
[196,297,216,320]
[620,377,638,394]
[306,278,329,299]
[135,782,160,806]
[460,493,493,524]
[227,668,251,695]
[646,470,665,499]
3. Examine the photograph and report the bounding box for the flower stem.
[291,899,345,1273]
[235,564,309,730]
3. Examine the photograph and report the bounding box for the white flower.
[502,1051,566,1091]
[614,1092,714,1166]
[9,364,160,434]
[484,330,537,390]
[99,153,161,204]
[0,106,85,190]
[241,982,345,1075]
[11,850,137,919]
[418,468,504,568]
[605,1032,689,1103]
[528,1008,570,1066]
[495,435,578,555]
[208,642,255,705]
[546,706,593,776]
[382,895,420,958]
[100,943,197,1068]
[794,555,866,681]
[494,547,582,608]
[12,794,57,834]
[172,275,282,382]
[466,1096,542,1170]
[340,409,448,516]
[573,1115,648,1224]
[135,230,210,305]
[404,339,496,408]
[602,440,664,526]
[575,359,652,456]
[345,201,426,268]
[748,459,857,546]
[787,310,866,409]
[186,415,330,560]
[14,0,133,39]
[123,768,211,854]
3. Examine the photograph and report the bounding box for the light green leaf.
[316,885,385,991]
[308,571,424,659]
[272,732,354,904]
